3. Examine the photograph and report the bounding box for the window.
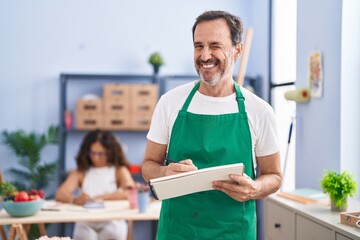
[271,0,297,191]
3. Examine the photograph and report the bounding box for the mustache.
[197,59,219,65]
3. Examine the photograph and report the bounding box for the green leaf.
[320,170,358,209]
[1,125,59,193]
[46,125,59,144]
[7,168,32,182]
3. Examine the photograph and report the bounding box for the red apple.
[28,189,45,199]
[14,191,30,202]
[29,195,41,201]
[37,190,45,199]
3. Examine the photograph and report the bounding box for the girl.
[55,130,135,240]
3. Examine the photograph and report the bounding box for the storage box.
[103,84,131,101]
[340,212,360,229]
[76,113,103,130]
[103,99,130,115]
[131,101,156,116]
[103,114,130,130]
[131,84,158,101]
[130,114,152,131]
[76,99,103,114]
[131,84,158,115]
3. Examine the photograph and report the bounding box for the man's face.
[193,19,240,86]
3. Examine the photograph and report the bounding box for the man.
[142,10,281,239]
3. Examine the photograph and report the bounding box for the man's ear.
[234,42,243,61]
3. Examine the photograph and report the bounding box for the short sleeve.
[146,96,169,145]
[254,107,280,157]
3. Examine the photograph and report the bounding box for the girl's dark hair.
[192,10,244,46]
[76,130,130,171]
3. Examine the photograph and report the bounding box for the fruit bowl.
[3,199,44,217]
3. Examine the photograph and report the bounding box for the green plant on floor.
[320,170,357,211]
[1,125,59,193]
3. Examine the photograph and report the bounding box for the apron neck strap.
[234,82,246,113]
[181,81,200,111]
[181,81,246,113]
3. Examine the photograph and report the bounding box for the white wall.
[296,0,342,189]
[296,0,359,199]
[0,0,251,131]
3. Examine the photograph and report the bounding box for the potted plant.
[320,170,357,211]
[148,52,165,74]
[1,125,59,192]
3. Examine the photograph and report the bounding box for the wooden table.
[0,200,161,240]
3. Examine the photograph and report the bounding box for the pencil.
[163,157,178,165]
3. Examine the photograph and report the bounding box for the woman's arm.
[55,170,83,204]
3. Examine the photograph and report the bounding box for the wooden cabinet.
[336,233,355,240]
[266,201,295,240]
[265,194,360,240]
[296,215,335,240]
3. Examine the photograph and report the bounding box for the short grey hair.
[192,10,244,46]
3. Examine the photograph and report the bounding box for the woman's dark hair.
[76,130,130,171]
[192,10,243,46]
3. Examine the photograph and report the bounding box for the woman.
[55,130,135,240]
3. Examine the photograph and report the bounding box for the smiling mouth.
[202,63,217,69]
[199,59,219,70]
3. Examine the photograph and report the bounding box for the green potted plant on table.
[148,52,165,75]
[320,170,357,211]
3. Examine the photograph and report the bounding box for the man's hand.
[164,159,198,176]
[212,173,259,202]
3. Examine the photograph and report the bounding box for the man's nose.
[200,47,212,61]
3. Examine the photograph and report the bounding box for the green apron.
[157,81,256,240]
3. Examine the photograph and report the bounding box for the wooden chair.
[8,224,27,240]
[0,227,7,240]
[127,220,134,240]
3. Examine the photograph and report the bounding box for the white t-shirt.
[82,166,117,197]
[147,81,280,169]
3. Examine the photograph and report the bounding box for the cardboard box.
[76,99,103,114]
[103,99,130,115]
[131,84,158,115]
[131,101,156,116]
[131,84,158,101]
[76,113,103,130]
[103,84,131,101]
[103,114,130,130]
[130,114,152,131]
[340,212,360,229]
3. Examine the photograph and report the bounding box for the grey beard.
[199,72,223,86]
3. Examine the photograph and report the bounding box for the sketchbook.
[149,163,244,200]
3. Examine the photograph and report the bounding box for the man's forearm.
[142,160,167,182]
[253,173,282,199]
